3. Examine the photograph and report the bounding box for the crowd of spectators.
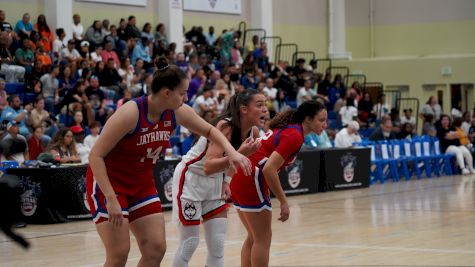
[0,10,474,173]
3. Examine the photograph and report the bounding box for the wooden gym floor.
[2,174,475,266]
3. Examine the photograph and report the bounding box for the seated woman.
[436,114,474,175]
[47,127,81,164]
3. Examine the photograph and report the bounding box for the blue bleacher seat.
[5,82,25,95]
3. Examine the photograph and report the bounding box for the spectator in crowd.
[263,78,278,111]
[369,115,396,141]
[468,113,475,152]
[192,85,216,116]
[241,70,256,90]
[125,15,141,40]
[39,64,60,113]
[373,94,390,120]
[0,10,17,39]
[14,13,33,39]
[317,72,331,104]
[421,96,442,122]
[304,129,332,149]
[436,114,474,175]
[188,68,206,101]
[357,92,374,127]
[461,111,471,135]
[116,88,132,109]
[101,40,120,68]
[400,108,416,130]
[70,125,89,164]
[71,110,85,128]
[118,57,135,89]
[1,121,28,164]
[34,14,53,53]
[85,20,104,49]
[79,41,92,63]
[131,37,152,68]
[334,121,362,148]
[1,95,32,137]
[0,32,25,82]
[339,97,358,127]
[296,78,316,107]
[205,25,216,46]
[72,14,84,41]
[52,28,66,63]
[84,121,100,149]
[15,39,35,74]
[27,126,45,160]
[47,127,81,164]
[155,23,168,47]
[61,39,81,66]
[422,113,436,136]
[90,45,103,63]
[98,58,122,94]
[328,79,344,111]
[141,22,154,43]
[397,123,415,140]
[0,78,7,113]
[86,76,113,125]
[453,118,470,147]
[101,19,110,36]
[390,108,402,134]
[29,96,49,128]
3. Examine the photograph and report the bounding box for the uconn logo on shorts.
[183,202,197,219]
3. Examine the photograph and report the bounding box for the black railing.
[325,66,350,83]
[275,43,298,64]
[345,74,367,90]
[315,58,332,75]
[242,28,266,51]
[292,51,316,66]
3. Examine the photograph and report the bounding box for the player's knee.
[208,233,225,259]
[140,238,167,262]
[179,236,200,262]
[107,244,130,266]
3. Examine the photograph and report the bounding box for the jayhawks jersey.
[88,95,176,193]
[248,124,304,170]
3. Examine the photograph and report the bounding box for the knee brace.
[204,218,227,266]
[173,225,200,267]
[179,236,200,262]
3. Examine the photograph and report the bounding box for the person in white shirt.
[400,108,416,131]
[192,85,216,116]
[296,79,316,107]
[53,28,67,63]
[84,121,100,149]
[262,78,278,107]
[71,125,90,164]
[339,97,358,127]
[373,94,390,120]
[61,39,81,65]
[335,120,362,148]
[90,45,103,63]
[72,14,84,41]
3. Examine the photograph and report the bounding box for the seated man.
[334,121,362,148]
[369,115,396,141]
[1,95,32,137]
[1,121,28,165]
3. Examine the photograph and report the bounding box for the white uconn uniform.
[172,136,228,226]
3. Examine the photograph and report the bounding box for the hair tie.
[158,64,169,71]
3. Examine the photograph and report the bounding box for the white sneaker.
[462,168,470,175]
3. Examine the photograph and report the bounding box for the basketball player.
[172,89,268,267]
[86,57,252,267]
[231,100,327,267]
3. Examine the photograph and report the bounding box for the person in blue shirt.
[1,95,32,137]
[131,37,152,70]
[304,129,333,149]
[14,13,34,39]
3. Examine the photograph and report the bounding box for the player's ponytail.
[269,100,325,129]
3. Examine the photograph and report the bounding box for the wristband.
[224,175,232,184]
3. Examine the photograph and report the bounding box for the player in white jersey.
[172,90,268,267]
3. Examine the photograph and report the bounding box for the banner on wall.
[77,0,146,7]
[183,0,241,15]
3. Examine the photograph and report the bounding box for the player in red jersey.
[172,89,267,267]
[86,57,252,267]
[230,100,327,267]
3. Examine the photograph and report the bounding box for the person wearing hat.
[61,39,81,65]
[334,120,362,148]
[70,125,89,164]
[1,120,28,164]
[79,40,91,62]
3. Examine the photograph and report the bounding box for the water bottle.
[172,145,180,159]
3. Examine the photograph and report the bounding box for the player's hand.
[238,136,261,156]
[228,151,252,176]
[278,201,290,222]
[221,182,231,201]
[106,196,123,227]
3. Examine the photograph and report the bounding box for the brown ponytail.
[268,100,325,129]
